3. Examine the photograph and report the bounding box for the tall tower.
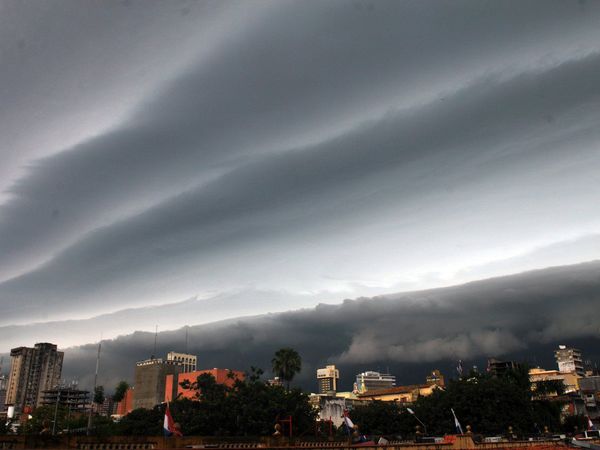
[6,343,64,414]
[555,345,584,376]
[316,365,339,395]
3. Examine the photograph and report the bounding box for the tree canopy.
[349,367,564,438]
[117,369,317,437]
[113,381,130,403]
[271,348,302,391]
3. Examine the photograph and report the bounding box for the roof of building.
[357,384,433,398]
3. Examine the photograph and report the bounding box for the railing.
[0,434,576,449]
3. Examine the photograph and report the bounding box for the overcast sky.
[1,0,600,350]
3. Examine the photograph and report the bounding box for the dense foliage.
[271,348,302,391]
[117,368,317,437]
[350,367,564,438]
[93,386,105,405]
[20,405,88,435]
[113,380,130,403]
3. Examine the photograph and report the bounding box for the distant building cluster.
[310,346,600,429]
[0,340,599,431]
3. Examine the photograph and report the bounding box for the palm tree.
[271,348,302,391]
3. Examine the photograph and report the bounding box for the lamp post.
[406,408,428,435]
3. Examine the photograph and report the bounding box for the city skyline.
[2,1,600,370]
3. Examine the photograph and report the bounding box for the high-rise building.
[487,358,522,377]
[555,345,585,376]
[6,343,64,415]
[355,371,395,393]
[316,365,339,394]
[133,358,183,409]
[166,352,197,373]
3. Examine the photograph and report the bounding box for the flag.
[343,409,355,435]
[456,360,463,378]
[451,408,463,434]
[587,416,595,431]
[164,403,182,437]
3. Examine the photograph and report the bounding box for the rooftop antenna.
[185,326,189,354]
[152,325,158,359]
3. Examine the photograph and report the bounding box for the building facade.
[133,358,183,410]
[555,345,585,376]
[40,386,89,413]
[165,368,245,402]
[317,365,339,395]
[115,387,134,416]
[355,371,396,393]
[487,358,522,377]
[5,343,64,414]
[0,374,7,413]
[166,352,197,373]
[425,369,445,387]
[357,383,440,403]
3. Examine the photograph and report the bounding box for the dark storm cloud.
[56,261,600,391]
[2,0,600,330]
[3,49,600,324]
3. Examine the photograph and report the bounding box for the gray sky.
[52,261,600,390]
[1,0,600,350]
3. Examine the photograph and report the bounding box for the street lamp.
[406,408,428,435]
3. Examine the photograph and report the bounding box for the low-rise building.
[529,367,580,395]
[357,383,440,403]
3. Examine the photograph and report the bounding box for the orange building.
[115,387,134,416]
[165,368,245,402]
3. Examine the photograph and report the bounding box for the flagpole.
[406,408,427,435]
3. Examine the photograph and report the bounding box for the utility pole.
[152,325,158,359]
[52,387,61,435]
[87,340,101,435]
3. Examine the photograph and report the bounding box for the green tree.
[116,407,163,436]
[532,380,565,398]
[172,370,316,437]
[113,381,129,403]
[271,348,302,391]
[20,405,86,435]
[93,386,105,405]
[349,401,405,437]
[400,366,562,436]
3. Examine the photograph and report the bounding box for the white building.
[166,352,197,373]
[355,371,396,393]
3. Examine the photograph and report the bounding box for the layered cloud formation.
[57,261,600,390]
[1,1,600,344]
